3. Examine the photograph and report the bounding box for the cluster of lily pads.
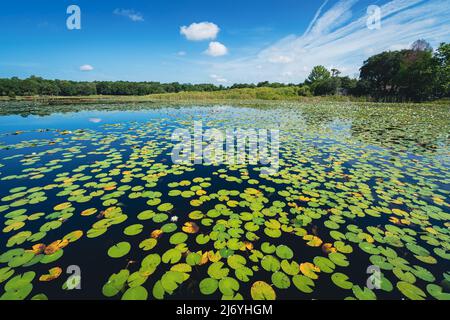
[0,103,449,300]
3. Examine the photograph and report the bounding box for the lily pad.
[251,281,276,300]
[107,242,131,258]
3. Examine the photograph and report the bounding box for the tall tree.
[331,68,341,77]
[397,48,436,101]
[306,66,331,84]
[434,43,450,97]
[360,51,403,99]
[411,39,433,52]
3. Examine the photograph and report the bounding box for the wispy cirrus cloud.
[113,8,144,22]
[207,0,450,83]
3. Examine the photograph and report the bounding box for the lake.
[0,102,449,300]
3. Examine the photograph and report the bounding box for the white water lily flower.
[170,216,179,222]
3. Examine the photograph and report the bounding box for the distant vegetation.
[1,40,448,103]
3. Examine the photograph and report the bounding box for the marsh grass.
[0,87,375,105]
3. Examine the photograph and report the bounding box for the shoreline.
[1,94,449,107]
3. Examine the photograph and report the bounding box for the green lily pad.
[124,224,144,236]
[397,281,427,300]
[331,273,353,290]
[1,271,35,300]
[227,255,246,270]
[313,256,335,273]
[139,238,157,251]
[0,267,15,283]
[157,203,174,212]
[122,286,148,300]
[170,232,188,245]
[251,281,276,300]
[426,284,450,300]
[293,275,315,293]
[199,277,219,295]
[261,255,280,272]
[107,242,131,258]
[161,271,185,292]
[208,262,229,280]
[352,285,377,300]
[102,270,130,297]
[275,245,294,260]
[162,248,182,264]
[272,271,291,289]
[219,277,240,296]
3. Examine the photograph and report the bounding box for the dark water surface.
[0,102,448,300]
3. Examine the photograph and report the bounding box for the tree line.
[297,40,449,102]
[0,78,225,97]
[1,40,448,102]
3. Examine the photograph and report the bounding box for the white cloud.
[79,64,94,72]
[303,0,330,36]
[177,51,187,56]
[210,74,228,83]
[307,0,358,36]
[206,0,450,83]
[113,9,144,22]
[205,42,229,57]
[180,22,220,41]
[388,43,410,51]
[268,55,294,64]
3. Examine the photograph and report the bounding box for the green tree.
[434,42,450,97]
[360,51,403,99]
[312,77,341,96]
[297,85,312,97]
[411,39,433,52]
[40,82,61,96]
[397,48,436,101]
[339,76,358,95]
[359,40,449,101]
[306,65,331,84]
[331,68,341,77]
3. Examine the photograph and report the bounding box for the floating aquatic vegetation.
[0,103,448,300]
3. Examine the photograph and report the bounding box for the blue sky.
[0,0,449,84]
